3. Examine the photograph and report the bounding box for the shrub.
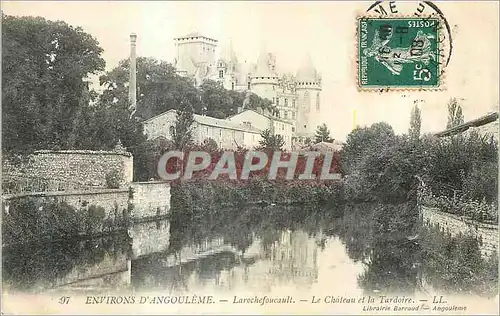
[105,168,124,189]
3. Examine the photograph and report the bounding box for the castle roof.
[220,39,238,65]
[176,52,196,76]
[296,53,320,82]
[252,46,278,79]
[175,32,218,42]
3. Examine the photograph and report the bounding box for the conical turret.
[296,53,321,85]
[252,44,278,79]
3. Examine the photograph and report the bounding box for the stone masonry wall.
[421,206,499,257]
[130,181,171,220]
[2,182,171,245]
[3,150,133,190]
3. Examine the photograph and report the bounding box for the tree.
[408,104,421,141]
[199,79,277,118]
[2,14,105,154]
[314,123,334,143]
[446,98,464,129]
[99,57,202,120]
[341,122,396,175]
[172,100,195,150]
[258,129,285,151]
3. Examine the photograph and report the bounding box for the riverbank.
[170,178,344,207]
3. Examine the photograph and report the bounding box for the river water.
[2,203,498,314]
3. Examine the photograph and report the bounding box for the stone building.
[173,31,323,143]
[142,109,266,150]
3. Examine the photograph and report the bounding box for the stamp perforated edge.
[355,14,448,93]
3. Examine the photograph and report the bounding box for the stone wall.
[421,206,499,257]
[130,181,170,220]
[2,181,171,245]
[3,149,133,192]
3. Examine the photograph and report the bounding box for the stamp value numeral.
[413,64,431,81]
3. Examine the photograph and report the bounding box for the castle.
[173,32,323,142]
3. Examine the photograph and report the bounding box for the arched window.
[231,82,235,90]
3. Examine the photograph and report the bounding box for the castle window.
[292,127,295,132]
[272,97,275,104]
[292,99,296,108]
[276,98,280,106]
[219,70,224,78]
[292,112,296,119]
[231,82,235,90]
[316,92,320,111]
[304,125,307,128]
[247,82,251,90]
[284,98,288,107]
[284,111,288,119]
[169,126,175,137]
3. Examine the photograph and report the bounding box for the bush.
[105,168,124,189]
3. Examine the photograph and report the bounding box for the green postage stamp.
[357,17,442,90]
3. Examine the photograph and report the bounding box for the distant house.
[434,112,499,142]
[227,109,294,150]
[142,109,262,150]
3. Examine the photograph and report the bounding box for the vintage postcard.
[1,1,499,315]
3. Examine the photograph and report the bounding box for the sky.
[3,1,499,141]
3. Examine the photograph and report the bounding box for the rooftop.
[434,112,499,137]
[174,32,218,42]
[142,109,262,134]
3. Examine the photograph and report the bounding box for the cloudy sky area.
[4,1,499,141]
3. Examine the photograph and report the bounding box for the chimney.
[128,33,137,114]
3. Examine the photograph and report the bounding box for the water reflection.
[2,203,497,298]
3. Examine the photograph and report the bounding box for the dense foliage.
[2,14,105,154]
[3,198,130,246]
[341,117,498,222]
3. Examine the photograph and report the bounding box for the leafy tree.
[2,14,105,154]
[99,57,202,120]
[199,79,277,118]
[173,100,195,150]
[446,98,464,129]
[258,128,285,151]
[314,123,333,143]
[341,122,396,175]
[201,138,219,152]
[408,104,421,141]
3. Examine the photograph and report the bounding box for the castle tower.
[250,46,278,103]
[174,32,218,85]
[295,53,322,139]
[217,39,239,90]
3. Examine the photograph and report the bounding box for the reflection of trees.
[131,258,196,293]
[359,203,420,295]
[419,225,498,297]
[327,203,374,263]
[3,233,131,291]
[338,203,421,295]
